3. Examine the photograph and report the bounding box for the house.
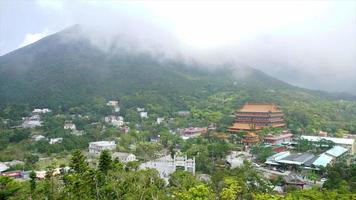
[31,135,46,141]
[265,151,291,166]
[107,101,120,112]
[107,101,119,107]
[140,112,148,118]
[277,152,315,166]
[137,107,145,112]
[64,121,76,130]
[265,133,293,145]
[324,145,348,158]
[139,155,195,181]
[49,138,63,144]
[22,115,42,128]
[104,115,124,127]
[180,127,207,139]
[0,163,9,173]
[301,135,355,154]
[156,117,165,125]
[32,108,51,114]
[150,135,160,143]
[89,141,116,154]
[112,152,136,163]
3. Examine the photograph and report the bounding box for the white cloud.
[36,0,64,10]
[19,29,50,48]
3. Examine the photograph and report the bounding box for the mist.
[1,0,356,94]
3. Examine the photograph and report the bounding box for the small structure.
[49,138,63,144]
[241,132,259,146]
[31,135,46,142]
[140,112,148,118]
[137,107,145,112]
[112,152,136,163]
[107,101,120,112]
[177,111,190,116]
[265,133,293,145]
[318,131,328,137]
[311,153,333,168]
[150,135,161,143]
[301,135,355,154]
[265,151,291,166]
[180,127,207,140]
[64,121,76,130]
[22,115,42,128]
[0,163,9,173]
[284,173,306,189]
[89,141,116,154]
[139,155,195,181]
[104,115,124,127]
[156,117,165,125]
[32,108,51,114]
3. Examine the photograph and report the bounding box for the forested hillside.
[1,25,356,133]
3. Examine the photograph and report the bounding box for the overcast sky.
[1,0,355,94]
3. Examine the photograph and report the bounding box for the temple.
[229,103,285,132]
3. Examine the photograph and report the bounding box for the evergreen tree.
[69,149,88,174]
[98,150,112,174]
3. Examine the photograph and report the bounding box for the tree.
[0,176,20,200]
[29,171,37,193]
[169,171,199,192]
[220,177,242,200]
[69,149,88,174]
[98,150,112,174]
[175,184,215,200]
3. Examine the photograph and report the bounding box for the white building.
[301,135,355,155]
[89,141,116,154]
[31,135,46,141]
[156,117,164,125]
[64,122,76,130]
[140,155,195,181]
[107,101,119,107]
[22,115,42,128]
[32,108,51,114]
[140,112,148,118]
[104,115,124,127]
[112,152,136,163]
[49,138,63,144]
[137,107,145,112]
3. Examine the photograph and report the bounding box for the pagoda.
[229,103,285,133]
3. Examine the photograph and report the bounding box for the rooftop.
[312,153,333,167]
[239,103,281,113]
[278,153,315,165]
[325,146,348,157]
[301,135,355,145]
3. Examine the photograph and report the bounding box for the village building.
[137,107,145,112]
[22,114,42,128]
[229,103,285,132]
[49,138,63,144]
[32,108,51,114]
[64,121,76,130]
[107,101,120,112]
[112,152,136,163]
[139,155,195,181]
[89,141,116,154]
[265,133,294,145]
[31,134,46,141]
[156,117,165,125]
[0,163,9,173]
[301,135,355,155]
[150,135,161,143]
[140,112,148,118]
[104,115,124,127]
[180,127,207,140]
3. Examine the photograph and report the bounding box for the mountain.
[0,25,354,109]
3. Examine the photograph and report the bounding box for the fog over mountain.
[1,0,355,94]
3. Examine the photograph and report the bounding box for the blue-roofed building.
[325,146,348,158]
[312,153,333,167]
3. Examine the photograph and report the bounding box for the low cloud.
[19,29,51,48]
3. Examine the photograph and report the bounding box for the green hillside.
[0,25,356,133]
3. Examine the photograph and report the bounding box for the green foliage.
[98,150,112,174]
[0,176,20,200]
